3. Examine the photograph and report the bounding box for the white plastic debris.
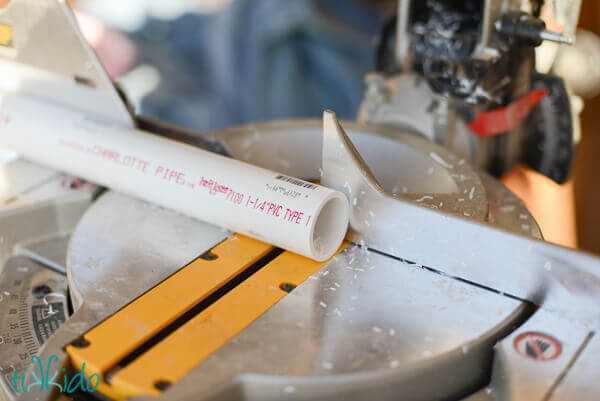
[429,152,453,169]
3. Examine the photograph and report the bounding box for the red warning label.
[514,332,561,361]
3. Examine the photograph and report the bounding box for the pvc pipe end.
[310,192,349,261]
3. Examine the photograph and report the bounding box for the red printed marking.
[92,144,150,172]
[284,209,304,224]
[199,176,230,195]
[155,166,186,185]
[0,111,11,125]
[245,196,298,221]
[225,189,244,205]
[60,140,151,173]
[58,138,310,226]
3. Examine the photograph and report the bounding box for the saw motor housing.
[361,0,578,183]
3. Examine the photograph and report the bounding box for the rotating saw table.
[0,120,592,401]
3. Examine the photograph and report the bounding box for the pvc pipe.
[0,95,349,261]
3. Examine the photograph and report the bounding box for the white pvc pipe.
[0,95,349,261]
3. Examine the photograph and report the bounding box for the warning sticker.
[514,332,561,361]
[0,23,13,47]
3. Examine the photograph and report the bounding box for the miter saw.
[0,1,599,401]
[360,0,580,183]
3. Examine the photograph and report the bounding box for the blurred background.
[574,1,600,255]
[59,0,600,254]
